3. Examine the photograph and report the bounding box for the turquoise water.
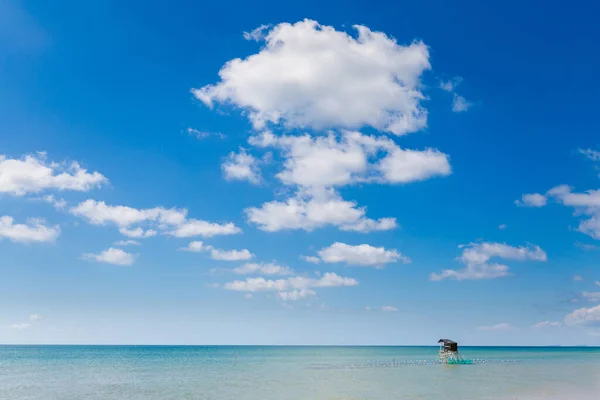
[1,346,599,399]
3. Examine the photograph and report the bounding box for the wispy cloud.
[186,127,225,140]
[478,323,515,331]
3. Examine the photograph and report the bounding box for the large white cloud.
[0,216,60,243]
[70,200,241,238]
[0,153,107,196]
[249,131,450,189]
[316,242,410,267]
[243,130,448,233]
[245,190,396,233]
[193,19,431,135]
[431,242,546,281]
[82,247,136,266]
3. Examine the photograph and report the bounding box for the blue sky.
[1,0,600,345]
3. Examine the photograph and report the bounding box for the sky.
[1,0,600,345]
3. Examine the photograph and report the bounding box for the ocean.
[1,346,599,399]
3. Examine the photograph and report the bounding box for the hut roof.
[438,339,457,344]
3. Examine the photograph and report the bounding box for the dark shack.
[438,339,458,352]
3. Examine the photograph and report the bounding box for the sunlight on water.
[0,346,598,400]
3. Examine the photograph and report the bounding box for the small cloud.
[452,94,472,112]
[233,262,293,276]
[114,239,140,246]
[439,76,463,92]
[244,293,253,299]
[578,148,600,163]
[573,275,584,282]
[186,127,225,140]
[29,314,42,321]
[10,323,31,330]
[41,195,67,210]
[179,241,255,261]
[82,248,136,266]
[222,148,261,184]
[532,321,561,329]
[277,289,316,301]
[301,255,321,264]
[575,242,598,251]
[478,323,515,331]
[243,24,270,41]
[582,292,600,302]
[515,193,547,207]
[381,305,398,312]
[498,224,507,230]
[364,306,371,311]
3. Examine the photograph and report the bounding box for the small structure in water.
[436,339,471,364]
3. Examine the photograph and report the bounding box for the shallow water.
[1,346,598,399]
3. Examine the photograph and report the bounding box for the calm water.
[1,346,599,399]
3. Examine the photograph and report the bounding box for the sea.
[1,346,599,399]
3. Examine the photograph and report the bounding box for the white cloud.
[565,304,600,326]
[10,323,31,330]
[381,305,398,312]
[578,148,600,162]
[245,190,396,233]
[0,216,60,243]
[243,131,448,232]
[249,131,450,189]
[223,272,358,292]
[316,242,410,267]
[451,94,472,112]
[532,321,561,329]
[439,77,463,92]
[582,292,600,302]
[41,195,67,210]
[277,289,316,301]
[543,185,600,240]
[71,200,186,227]
[210,248,254,261]
[114,239,140,246]
[478,323,515,331]
[187,127,225,140]
[233,262,294,276]
[301,255,321,264]
[168,219,241,238]
[575,242,598,251]
[573,274,584,282]
[119,227,157,238]
[597,281,600,287]
[243,24,270,41]
[193,19,431,135]
[431,242,546,281]
[82,247,136,266]
[515,193,547,207]
[71,200,241,238]
[29,314,42,321]
[498,224,507,230]
[222,148,261,184]
[179,241,254,261]
[0,153,107,196]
